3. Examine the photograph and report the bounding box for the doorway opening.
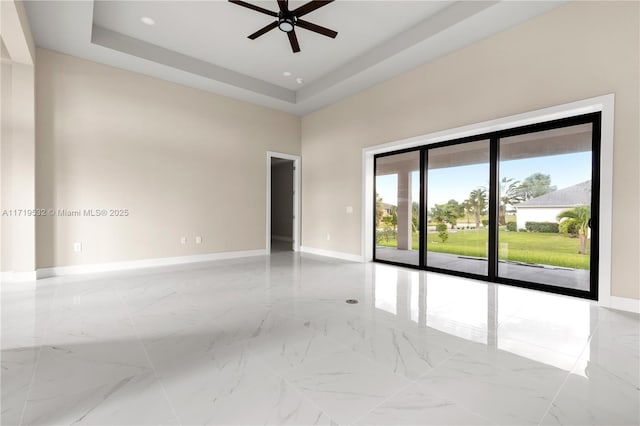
[266,152,301,254]
[271,158,294,252]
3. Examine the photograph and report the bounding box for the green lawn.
[377,229,590,270]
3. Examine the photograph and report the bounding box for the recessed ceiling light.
[296,77,304,84]
[141,16,156,26]
[283,71,292,77]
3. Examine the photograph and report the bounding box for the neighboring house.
[515,181,591,230]
[382,203,396,216]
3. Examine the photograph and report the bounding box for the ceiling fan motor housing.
[278,12,296,33]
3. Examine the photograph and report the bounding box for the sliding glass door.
[426,140,490,276]
[373,113,600,299]
[497,122,597,293]
[374,150,421,266]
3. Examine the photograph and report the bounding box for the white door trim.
[363,94,618,309]
[267,151,301,254]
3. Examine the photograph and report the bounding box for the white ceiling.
[24,1,565,115]
[94,1,452,90]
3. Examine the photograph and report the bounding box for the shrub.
[519,228,527,232]
[525,221,559,233]
[482,219,489,227]
[435,223,448,232]
[438,230,449,243]
[506,222,517,232]
[559,219,579,236]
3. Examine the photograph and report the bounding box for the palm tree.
[429,204,447,224]
[462,199,472,225]
[557,206,591,254]
[468,188,487,229]
[444,199,463,229]
[500,177,524,226]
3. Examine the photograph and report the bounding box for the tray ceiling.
[25,1,565,115]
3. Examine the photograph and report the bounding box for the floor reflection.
[371,263,595,370]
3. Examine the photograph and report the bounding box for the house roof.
[516,180,591,208]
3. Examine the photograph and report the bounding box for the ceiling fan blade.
[291,0,334,18]
[248,21,278,39]
[287,30,301,53]
[228,0,277,17]
[296,19,337,38]
[277,0,288,13]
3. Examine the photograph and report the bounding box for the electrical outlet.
[180,236,187,245]
[346,206,353,214]
[73,242,82,252]
[195,236,202,244]
[326,234,331,241]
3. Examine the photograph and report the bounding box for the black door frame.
[373,112,601,300]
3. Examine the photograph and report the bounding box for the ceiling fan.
[229,0,338,53]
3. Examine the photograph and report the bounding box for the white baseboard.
[37,249,267,279]
[300,246,363,263]
[271,235,293,242]
[602,296,640,314]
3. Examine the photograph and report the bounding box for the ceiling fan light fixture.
[278,17,295,33]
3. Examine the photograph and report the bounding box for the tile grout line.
[408,348,500,426]
[350,375,418,425]
[173,280,345,425]
[113,282,183,426]
[17,281,60,426]
[248,313,357,424]
[220,304,415,424]
[349,342,466,425]
[408,340,555,426]
[264,299,495,424]
[162,276,344,424]
[263,358,343,425]
[535,319,603,426]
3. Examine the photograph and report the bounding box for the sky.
[376,152,592,208]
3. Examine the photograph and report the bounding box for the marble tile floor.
[1,252,638,425]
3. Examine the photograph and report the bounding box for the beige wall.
[36,49,300,268]
[301,1,640,299]
[1,0,36,274]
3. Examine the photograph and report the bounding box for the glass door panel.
[426,140,490,275]
[498,123,594,291]
[375,150,420,266]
